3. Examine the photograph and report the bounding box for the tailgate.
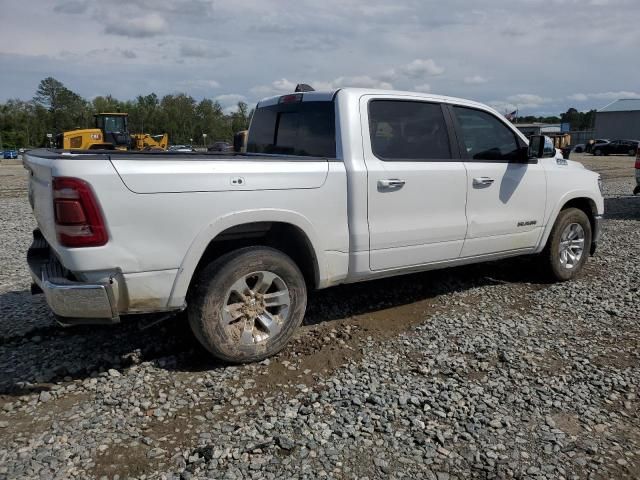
[24,151,58,246]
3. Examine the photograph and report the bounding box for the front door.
[362,97,468,271]
[449,105,547,257]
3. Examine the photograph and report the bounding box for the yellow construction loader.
[56,113,168,151]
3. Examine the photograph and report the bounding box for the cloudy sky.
[1,0,639,115]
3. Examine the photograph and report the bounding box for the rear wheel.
[593,149,602,156]
[188,247,307,363]
[542,208,592,281]
[628,149,636,156]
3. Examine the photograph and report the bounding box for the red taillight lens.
[52,177,108,247]
[55,200,87,224]
[279,93,303,104]
[636,148,640,169]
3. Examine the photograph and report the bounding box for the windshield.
[97,115,127,133]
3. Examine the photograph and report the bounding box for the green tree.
[231,101,251,134]
[33,77,88,132]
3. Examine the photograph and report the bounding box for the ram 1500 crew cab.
[25,88,604,362]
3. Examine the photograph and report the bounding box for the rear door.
[361,96,468,271]
[449,105,546,257]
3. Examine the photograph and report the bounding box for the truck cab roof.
[256,87,499,116]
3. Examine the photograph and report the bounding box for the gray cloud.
[104,13,168,38]
[179,44,231,59]
[53,0,88,14]
[2,0,640,117]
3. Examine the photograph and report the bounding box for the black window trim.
[366,98,461,162]
[444,103,537,164]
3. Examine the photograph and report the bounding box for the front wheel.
[593,149,602,156]
[188,247,307,363]
[629,149,637,156]
[542,208,592,281]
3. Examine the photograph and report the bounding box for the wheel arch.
[167,210,324,308]
[537,194,599,253]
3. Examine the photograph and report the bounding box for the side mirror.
[528,135,556,159]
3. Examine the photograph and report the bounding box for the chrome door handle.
[378,178,406,189]
[473,177,495,187]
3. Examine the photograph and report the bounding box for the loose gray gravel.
[0,157,638,479]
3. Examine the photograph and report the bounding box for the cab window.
[453,106,520,161]
[368,100,451,161]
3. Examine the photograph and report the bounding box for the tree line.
[517,108,597,131]
[0,77,252,149]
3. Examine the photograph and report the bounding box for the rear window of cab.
[247,101,336,158]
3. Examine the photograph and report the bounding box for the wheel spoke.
[560,249,568,265]
[253,271,278,294]
[222,302,244,325]
[570,239,584,249]
[263,290,289,307]
[239,320,255,345]
[229,276,251,299]
[256,311,281,336]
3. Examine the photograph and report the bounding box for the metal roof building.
[595,99,640,140]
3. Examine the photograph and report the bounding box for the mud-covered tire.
[542,208,592,281]
[188,247,307,363]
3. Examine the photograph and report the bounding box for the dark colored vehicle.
[3,149,18,159]
[592,139,639,156]
[207,141,233,152]
[634,147,640,195]
[585,139,609,153]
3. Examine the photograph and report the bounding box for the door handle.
[472,177,495,187]
[378,178,406,189]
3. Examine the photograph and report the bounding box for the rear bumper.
[27,230,119,325]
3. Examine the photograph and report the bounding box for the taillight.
[279,93,303,104]
[52,177,108,247]
[636,148,640,169]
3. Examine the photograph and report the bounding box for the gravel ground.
[0,155,638,480]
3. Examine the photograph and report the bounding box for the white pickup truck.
[25,88,604,363]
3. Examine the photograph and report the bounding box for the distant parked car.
[585,139,609,153]
[592,139,640,156]
[208,141,233,152]
[572,144,585,153]
[3,149,18,159]
[168,145,195,152]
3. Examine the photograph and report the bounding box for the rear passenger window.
[247,101,336,158]
[453,106,520,161]
[368,100,451,161]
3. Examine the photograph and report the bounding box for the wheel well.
[190,222,319,291]
[561,197,597,233]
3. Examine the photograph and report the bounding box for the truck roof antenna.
[294,84,315,92]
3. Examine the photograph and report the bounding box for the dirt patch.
[0,391,91,440]
[246,295,441,394]
[552,412,583,436]
[92,442,152,479]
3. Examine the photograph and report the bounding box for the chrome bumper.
[27,230,119,324]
